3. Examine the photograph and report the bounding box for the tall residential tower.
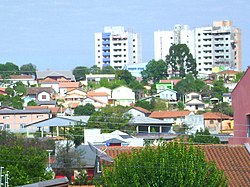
[95,26,142,69]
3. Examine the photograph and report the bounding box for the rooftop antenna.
[88,142,114,162]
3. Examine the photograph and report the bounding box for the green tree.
[212,102,233,117]
[134,100,152,111]
[27,100,38,106]
[188,128,220,144]
[166,44,197,78]
[141,59,167,83]
[101,66,115,74]
[67,122,85,147]
[74,104,95,116]
[20,63,37,75]
[174,74,206,95]
[0,131,54,186]
[101,142,227,186]
[89,65,101,74]
[233,71,244,83]
[0,62,20,78]
[115,70,134,85]
[73,66,90,81]
[211,80,228,101]
[87,105,132,133]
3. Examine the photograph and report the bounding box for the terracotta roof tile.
[102,144,250,187]
[203,112,233,120]
[132,106,151,114]
[217,70,239,75]
[50,107,67,113]
[26,106,48,110]
[159,79,181,84]
[59,82,80,88]
[149,110,191,119]
[87,91,109,97]
[27,87,55,95]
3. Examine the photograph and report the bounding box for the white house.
[81,96,107,109]
[127,106,151,117]
[158,89,177,101]
[111,86,135,106]
[185,99,205,112]
[87,91,109,104]
[84,129,143,147]
[94,87,112,99]
[185,92,202,102]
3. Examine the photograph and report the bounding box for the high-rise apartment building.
[95,26,142,69]
[154,25,195,60]
[154,21,242,77]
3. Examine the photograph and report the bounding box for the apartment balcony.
[102,46,110,50]
[102,33,111,39]
[102,40,110,45]
[102,52,110,56]
[103,58,110,62]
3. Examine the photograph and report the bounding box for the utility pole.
[0,167,4,187]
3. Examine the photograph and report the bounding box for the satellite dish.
[88,142,114,162]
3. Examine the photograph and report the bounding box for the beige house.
[111,86,135,106]
[64,89,86,108]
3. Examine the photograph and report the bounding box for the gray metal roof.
[36,100,57,105]
[75,144,96,167]
[128,116,169,125]
[26,116,90,128]
[36,70,75,81]
[20,177,68,187]
[0,109,50,114]
[103,138,127,144]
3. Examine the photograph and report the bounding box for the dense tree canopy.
[166,44,197,78]
[89,65,101,74]
[174,74,206,95]
[0,131,54,186]
[101,142,227,186]
[211,80,229,101]
[212,102,233,117]
[74,104,95,116]
[20,63,37,75]
[73,66,90,81]
[0,62,20,78]
[188,128,220,144]
[141,59,167,83]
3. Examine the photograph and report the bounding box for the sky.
[0,0,249,71]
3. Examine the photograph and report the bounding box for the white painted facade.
[112,86,135,106]
[37,91,51,101]
[95,26,142,69]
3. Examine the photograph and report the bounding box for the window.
[210,120,214,124]
[20,116,27,119]
[20,124,25,128]
[3,116,9,119]
[42,95,47,99]
[37,115,44,119]
[4,124,10,129]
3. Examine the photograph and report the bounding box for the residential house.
[127,106,151,117]
[58,82,80,96]
[26,87,55,101]
[0,107,51,133]
[229,67,250,144]
[64,89,86,108]
[94,87,112,97]
[81,96,107,109]
[185,99,205,112]
[212,70,239,82]
[149,110,193,125]
[84,74,115,85]
[87,91,109,104]
[203,112,233,134]
[222,93,232,105]
[103,144,250,187]
[111,86,135,106]
[36,71,75,93]
[84,129,144,147]
[156,79,181,92]
[0,88,7,95]
[157,89,177,101]
[21,177,69,187]
[0,75,37,87]
[185,92,202,102]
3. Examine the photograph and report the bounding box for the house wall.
[185,93,202,102]
[1,112,50,132]
[41,83,59,93]
[38,91,51,101]
[159,90,177,101]
[229,68,250,144]
[112,86,135,106]
[127,108,146,117]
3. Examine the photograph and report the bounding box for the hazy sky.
[0,0,249,71]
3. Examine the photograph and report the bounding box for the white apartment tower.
[154,25,195,61]
[196,21,242,76]
[154,21,242,77]
[95,26,142,69]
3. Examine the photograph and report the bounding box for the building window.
[20,116,27,119]
[3,116,10,119]
[4,124,10,129]
[20,124,25,128]
[133,45,135,47]
[37,115,44,119]
[210,120,214,124]
[124,49,126,51]
[42,95,47,100]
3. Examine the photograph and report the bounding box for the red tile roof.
[203,112,233,120]
[103,144,250,187]
[132,106,151,114]
[9,75,33,79]
[50,107,67,114]
[149,110,191,119]
[26,106,49,110]
[217,70,239,75]
[0,88,7,95]
[159,79,181,84]
[59,82,80,88]
[87,91,109,97]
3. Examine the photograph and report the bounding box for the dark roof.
[0,108,50,114]
[36,100,57,105]
[103,138,127,144]
[36,71,75,81]
[27,87,55,95]
[20,177,68,187]
[75,145,97,167]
